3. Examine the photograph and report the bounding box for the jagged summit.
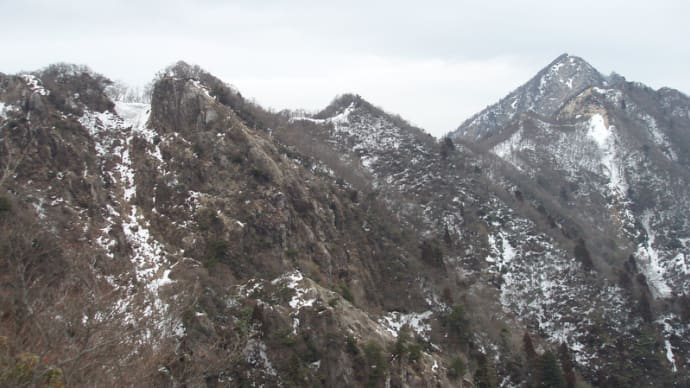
[155,60,239,97]
[452,53,605,140]
[160,60,206,80]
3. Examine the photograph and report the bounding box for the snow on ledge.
[20,74,49,96]
[378,310,433,341]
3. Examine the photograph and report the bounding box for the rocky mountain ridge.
[0,56,688,387]
[1,62,460,387]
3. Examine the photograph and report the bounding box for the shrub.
[276,329,297,347]
[345,335,360,355]
[447,356,466,379]
[420,239,444,267]
[250,166,271,183]
[474,354,498,388]
[0,196,11,213]
[443,305,471,344]
[573,238,593,270]
[391,327,410,358]
[339,284,354,303]
[440,136,455,159]
[363,341,388,387]
[196,207,222,232]
[201,238,231,268]
[536,351,566,388]
[285,248,299,259]
[407,343,423,362]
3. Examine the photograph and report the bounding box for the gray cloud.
[1,0,688,136]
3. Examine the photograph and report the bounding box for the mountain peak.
[535,53,602,93]
[549,53,591,67]
[452,53,604,140]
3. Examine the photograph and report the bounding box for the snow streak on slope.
[586,114,627,196]
[79,102,179,341]
[487,111,690,300]
[636,211,674,298]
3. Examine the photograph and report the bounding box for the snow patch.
[0,102,17,120]
[586,114,627,196]
[244,339,277,377]
[491,128,532,171]
[272,271,318,333]
[115,101,163,163]
[379,310,433,341]
[20,74,49,96]
[586,114,611,149]
[190,79,213,99]
[639,113,677,161]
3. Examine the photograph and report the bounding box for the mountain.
[451,53,690,383]
[1,56,688,387]
[452,53,690,300]
[0,62,457,387]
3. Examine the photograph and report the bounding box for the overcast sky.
[1,0,689,136]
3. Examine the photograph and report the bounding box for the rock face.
[0,56,688,387]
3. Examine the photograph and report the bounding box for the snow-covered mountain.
[451,53,690,383]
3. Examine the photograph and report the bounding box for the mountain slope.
[277,92,681,386]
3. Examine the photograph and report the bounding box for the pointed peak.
[542,53,599,77]
[533,53,603,96]
[452,53,605,141]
